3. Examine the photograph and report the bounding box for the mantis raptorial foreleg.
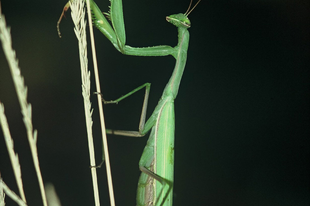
[58,0,200,205]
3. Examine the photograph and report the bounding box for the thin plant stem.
[0,12,47,206]
[71,0,116,205]
[70,0,101,205]
[0,102,26,203]
[84,0,116,206]
[0,178,27,206]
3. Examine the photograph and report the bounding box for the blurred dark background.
[0,0,309,205]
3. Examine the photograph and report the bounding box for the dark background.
[0,0,309,205]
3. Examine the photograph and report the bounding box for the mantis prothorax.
[58,0,200,205]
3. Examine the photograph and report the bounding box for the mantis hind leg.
[103,83,156,137]
[138,166,172,206]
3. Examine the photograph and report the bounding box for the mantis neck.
[163,26,190,100]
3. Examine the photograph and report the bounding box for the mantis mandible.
[58,0,200,205]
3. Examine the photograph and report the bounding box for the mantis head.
[165,0,201,29]
[166,14,191,28]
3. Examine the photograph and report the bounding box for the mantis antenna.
[185,0,201,16]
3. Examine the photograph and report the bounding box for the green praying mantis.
[58,0,200,205]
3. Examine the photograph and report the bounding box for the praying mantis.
[58,0,200,205]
